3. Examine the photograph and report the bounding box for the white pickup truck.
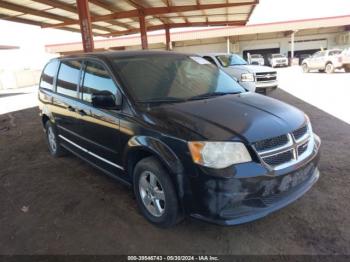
[301,49,345,73]
[200,53,278,94]
[268,54,288,67]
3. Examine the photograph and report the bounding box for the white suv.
[301,49,343,73]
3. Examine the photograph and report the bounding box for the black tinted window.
[40,60,59,91]
[112,55,245,102]
[203,56,217,66]
[82,61,117,103]
[57,60,82,98]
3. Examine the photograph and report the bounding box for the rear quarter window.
[39,60,59,91]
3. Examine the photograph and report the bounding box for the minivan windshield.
[112,55,245,103]
[216,54,248,67]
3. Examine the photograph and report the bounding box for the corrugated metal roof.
[0,0,257,36]
[45,15,350,54]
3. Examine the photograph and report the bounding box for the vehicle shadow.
[0,92,27,98]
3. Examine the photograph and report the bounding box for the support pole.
[139,14,148,49]
[291,31,295,60]
[76,0,94,52]
[165,26,171,50]
[226,37,230,54]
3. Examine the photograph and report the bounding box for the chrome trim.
[254,126,315,171]
[257,134,293,157]
[58,135,124,170]
[293,126,310,143]
[272,136,315,171]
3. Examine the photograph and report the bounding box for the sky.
[0,0,350,69]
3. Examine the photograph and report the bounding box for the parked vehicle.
[39,51,321,227]
[341,47,350,72]
[250,54,264,65]
[200,53,278,94]
[298,54,311,65]
[268,54,288,67]
[301,49,343,73]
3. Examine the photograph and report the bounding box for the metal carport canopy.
[0,0,258,52]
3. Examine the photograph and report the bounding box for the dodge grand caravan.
[39,51,321,227]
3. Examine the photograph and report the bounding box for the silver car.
[301,49,343,73]
[201,53,278,94]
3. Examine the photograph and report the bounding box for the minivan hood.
[145,93,306,143]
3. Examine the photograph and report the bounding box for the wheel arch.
[123,136,185,200]
[41,106,55,128]
[42,114,50,127]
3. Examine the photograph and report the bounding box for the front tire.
[325,63,334,74]
[133,156,180,228]
[344,65,350,73]
[302,63,309,73]
[45,121,66,157]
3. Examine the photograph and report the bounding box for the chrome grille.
[254,134,288,151]
[263,149,293,166]
[253,124,313,170]
[298,141,309,156]
[255,72,277,82]
[293,125,308,140]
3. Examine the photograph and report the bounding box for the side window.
[329,50,340,56]
[82,61,117,103]
[56,60,82,98]
[40,60,59,91]
[203,56,217,66]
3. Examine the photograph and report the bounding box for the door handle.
[67,106,75,112]
[78,109,87,116]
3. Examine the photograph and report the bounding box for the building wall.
[167,26,348,56]
[0,69,41,90]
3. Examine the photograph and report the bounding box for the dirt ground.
[0,89,349,255]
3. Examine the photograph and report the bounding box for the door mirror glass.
[91,90,121,109]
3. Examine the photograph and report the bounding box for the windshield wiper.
[187,91,240,101]
[137,97,186,104]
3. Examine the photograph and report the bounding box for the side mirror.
[91,90,121,110]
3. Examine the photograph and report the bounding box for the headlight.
[188,141,252,169]
[241,73,255,82]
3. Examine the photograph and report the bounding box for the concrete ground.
[0,68,349,255]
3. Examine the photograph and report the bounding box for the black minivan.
[38,51,321,227]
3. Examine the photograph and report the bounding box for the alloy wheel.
[138,171,166,217]
[326,63,333,73]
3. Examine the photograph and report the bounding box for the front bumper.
[272,61,288,67]
[187,135,321,225]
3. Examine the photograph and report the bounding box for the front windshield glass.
[112,55,245,103]
[272,54,285,58]
[216,54,248,67]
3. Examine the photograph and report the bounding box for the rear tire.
[325,63,334,74]
[344,66,350,73]
[45,121,66,157]
[133,156,181,228]
[302,63,309,73]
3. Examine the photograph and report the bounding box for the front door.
[74,59,123,174]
